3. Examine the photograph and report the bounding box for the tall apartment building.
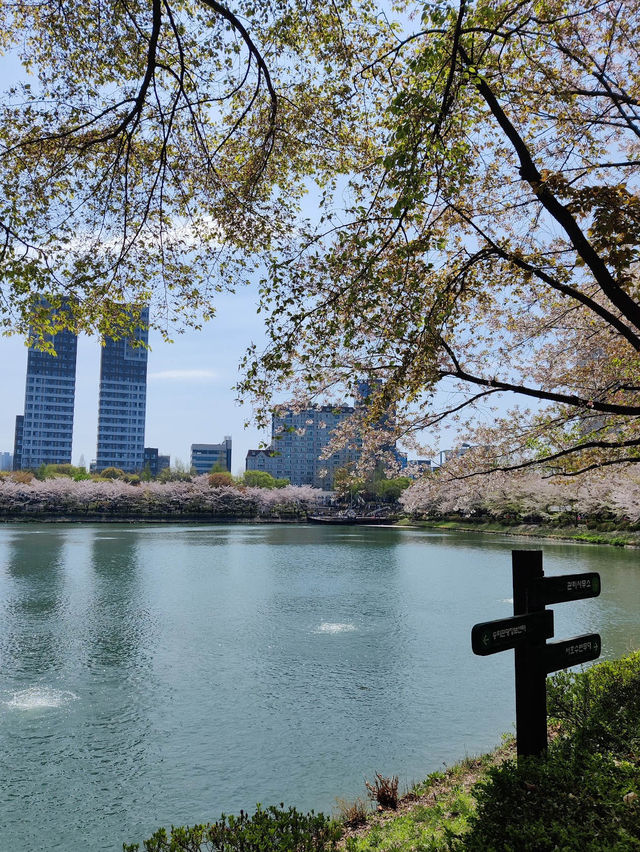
[15,320,78,470]
[246,406,360,489]
[95,308,149,473]
[190,437,232,475]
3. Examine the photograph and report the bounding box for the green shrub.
[123,804,342,852]
[100,466,126,479]
[463,749,640,851]
[548,651,640,756]
[462,652,640,851]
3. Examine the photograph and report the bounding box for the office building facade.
[95,308,149,473]
[191,437,232,475]
[143,447,171,478]
[246,406,360,489]
[15,322,78,469]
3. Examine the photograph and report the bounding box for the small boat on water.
[307,510,398,525]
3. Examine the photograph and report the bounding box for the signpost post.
[471,550,601,759]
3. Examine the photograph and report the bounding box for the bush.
[242,470,289,489]
[463,749,640,851]
[208,471,235,488]
[462,652,640,851]
[123,804,342,852]
[547,650,640,756]
[335,798,370,829]
[100,466,126,479]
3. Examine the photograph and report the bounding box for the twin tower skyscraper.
[14,308,149,473]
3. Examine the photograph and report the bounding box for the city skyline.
[0,287,270,474]
[1,286,464,476]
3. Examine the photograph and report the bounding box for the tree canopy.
[2,0,639,474]
[240,0,640,476]
[0,0,380,339]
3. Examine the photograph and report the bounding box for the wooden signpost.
[471,550,601,758]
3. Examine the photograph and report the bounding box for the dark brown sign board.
[471,609,554,656]
[543,633,601,673]
[530,572,601,607]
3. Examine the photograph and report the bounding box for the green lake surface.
[1,523,639,850]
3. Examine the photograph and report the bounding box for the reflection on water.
[0,523,638,851]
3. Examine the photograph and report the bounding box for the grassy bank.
[340,652,640,851]
[125,652,640,851]
[397,517,640,547]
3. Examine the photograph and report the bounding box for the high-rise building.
[246,406,360,489]
[0,451,13,471]
[245,382,408,489]
[95,308,149,473]
[190,437,232,475]
[15,319,78,470]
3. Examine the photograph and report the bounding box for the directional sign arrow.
[543,633,601,673]
[530,572,600,607]
[471,609,554,656]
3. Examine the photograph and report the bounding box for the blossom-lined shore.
[0,475,322,521]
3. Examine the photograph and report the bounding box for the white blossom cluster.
[0,475,322,520]
[400,468,640,524]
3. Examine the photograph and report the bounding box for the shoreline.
[0,514,303,524]
[337,736,517,850]
[398,518,640,547]
[2,513,640,546]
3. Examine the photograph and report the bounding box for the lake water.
[1,523,639,850]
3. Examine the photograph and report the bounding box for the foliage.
[462,652,640,851]
[208,471,235,488]
[548,650,640,757]
[0,475,321,519]
[35,463,87,480]
[365,774,399,810]
[10,470,33,484]
[158,466,195,483]
[99,467,127,480]
[3,0,640,477]
[243,470,289,489]
[333,468,366,499]
[334,798,370,829]
[333,467,410,502]
[344,790,474,852]
[463,750,640,851]
[122,803,342,852]
[0,0,382,343]
[373,477,411,503]
[401,466,640,525]
[234,0,640,478]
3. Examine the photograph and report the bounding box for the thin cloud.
[149,369,218,381]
